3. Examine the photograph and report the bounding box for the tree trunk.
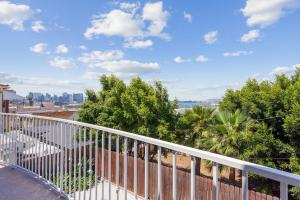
[195,158,201,175]
[229,167,236,184]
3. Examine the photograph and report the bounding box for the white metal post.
[134,140,138,200]
[242,170,248,200]
[83,127,87,199]
[124,138,128,200]
[78,127,82,200]
[101,131,105,200]
[157,147,162,200]
[172,152,177,200]
[73,125,77,200]
[145,143,149,200]
[0,91,3,139]
[89,129,93,200]
[191,157,196,200]
[108,133,112,200]
[94,130,98,200]
[69,124,72,196]
[212,162,219,200]
[280,182,288,200]
[116,135,120,200]
[60,122,64,191]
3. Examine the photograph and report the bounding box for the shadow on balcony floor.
[0,164,65,200]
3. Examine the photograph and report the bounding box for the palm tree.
[200,110,252,182]
[179,106,215,174]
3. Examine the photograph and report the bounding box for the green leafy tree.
[78,75,178,157]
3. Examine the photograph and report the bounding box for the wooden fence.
[97,149,280,200]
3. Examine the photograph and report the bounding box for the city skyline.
[0,0,300,100]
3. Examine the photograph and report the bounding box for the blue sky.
[0,0,300,100]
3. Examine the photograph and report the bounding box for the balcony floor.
[0,164,65,200]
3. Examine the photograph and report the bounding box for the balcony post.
[242,170,248,200]
[0,90,3,134]
[280,182,288,200]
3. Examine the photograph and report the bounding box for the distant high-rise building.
[45,93,52,102]
[73,93,84,104]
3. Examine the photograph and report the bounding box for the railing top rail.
[2,112,300,187]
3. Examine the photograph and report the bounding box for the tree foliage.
[79,75,178,142]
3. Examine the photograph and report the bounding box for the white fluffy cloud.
[78,50,124,66]
[204,31,218,44]
[241,0,300,27]
[79,45,87,51]
[183,11,192,23]
[142,1,170,39]
[223,51,254,57]
[0,1,32,31]
[174,56,191,63]
[240,29,260,42]
[31,20,46,32]
[195,55,208,63]
[124,39,153,49]
[30,43,48,54]
[84,9,143,39]
[49,57,76,70]
[95,60,159,74]
[174,56,184,63]
[119,2,140,13]
[84,1,170,42]
[270,64,300,75]
[55,44,69,54]
[79,50,159,76]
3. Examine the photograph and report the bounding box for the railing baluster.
[78,127,82,200]
[89,129,93,200]
[124,137,128,200]
[69,124,72,196]
[45,120,48,180]
[21,118,27,168]
[34,118,38,175]
[116,135,120,200]
[29,118,32,171]
[191,157,196,200]
[25,117,28,170]
[172,152,177,200]
[52,121,55,184]
[213,162,219,200]
[42,119,45,178]
[145,143,149,200]
[83,127,87,199]
[16,117,19,167]
[280,182,288,200]
[0,114,3,162]
[95,130,99,200]
[48,121,51,182]
[108,133,112,200]
[64,123,68,191]
[242,170,248,200]
[56,122,60,187]
[158,146,162,200]
[60,122,64,191]
[134,140,138,200]
[13,116,16,166]
[31,118,34,173]
[73,125,77,200]
[39,118,42,177]
[101,131,105,200]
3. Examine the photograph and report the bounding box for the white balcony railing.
[0,112,300,200]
